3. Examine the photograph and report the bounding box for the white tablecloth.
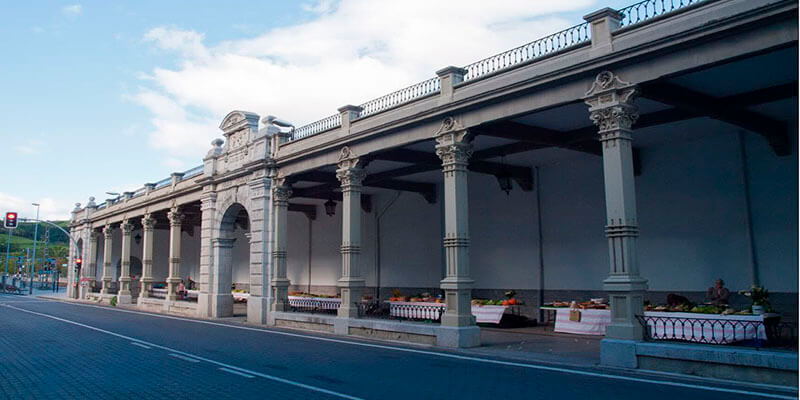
[546,307,772,342]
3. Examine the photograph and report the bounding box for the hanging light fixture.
[324,197,337,217]
[134,233,142,245]
[496,156,513,195]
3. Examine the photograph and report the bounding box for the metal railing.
[287,297,341,314]
[357,77,441,118]
[357,301,445,322]
[182,165,204,179]
[637,314,794,347]
[618,0,708,28]
[463,22,591,82]
[292,113,342,141]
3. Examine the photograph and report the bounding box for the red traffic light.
[4,212,18,228]
[75,258,83,266]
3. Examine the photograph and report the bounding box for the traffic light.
[75,258,82,269]
[4,212,17,228]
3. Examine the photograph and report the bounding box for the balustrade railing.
[357,77,441,118]
[292,113,342,141]
[357,301,445,323]
[182,165,204,179]
[618,0,708,28]
[287,296,341,314]
[463,22,590,82]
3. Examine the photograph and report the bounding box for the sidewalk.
[472,326,601,368]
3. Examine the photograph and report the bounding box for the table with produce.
[388,290,521,324]
[541,300,776,343]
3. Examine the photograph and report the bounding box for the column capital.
[121,220,133,235]
[103,224,113,239]
[168,206,185,226]
[141,213,156,230]
[434,117,473,167]
[272,178,292,204]
[335,146,366,187]
[583,71,639,139]
[89,230,101,242]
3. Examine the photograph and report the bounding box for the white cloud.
[0,193,73,221]
[14,139,45,155]
[135,0,592,161]
[62,4,82,16]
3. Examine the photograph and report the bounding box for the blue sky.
[1,0,630,220]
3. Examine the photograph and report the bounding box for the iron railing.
[357,301,445,322]
[463,22,591,82]
[357,77,441,118]
[637,314,791,347]
[287,297,342,314]
[292,113,342,141]
[182,165,204,179]
[618,0,708,28]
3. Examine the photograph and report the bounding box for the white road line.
[34,299,798,400]
[130,342,151,349]
[169,353,201,363]
[219,367,254,378]
[1,303,363,400]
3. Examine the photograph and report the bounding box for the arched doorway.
[216,203,250,317]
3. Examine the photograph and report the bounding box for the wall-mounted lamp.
[134,233,142,245]
[324,198,337,217]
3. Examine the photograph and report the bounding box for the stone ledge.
[636,342,798,371]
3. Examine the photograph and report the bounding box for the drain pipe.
[307,216,312,294]
[375,191,402,300]
[534,166,545,322]
[738,131,759,286]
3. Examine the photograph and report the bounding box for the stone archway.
[210,202,251,317]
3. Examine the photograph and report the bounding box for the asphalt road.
[0,294,795,400]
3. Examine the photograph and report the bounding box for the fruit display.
[471,298,522,306]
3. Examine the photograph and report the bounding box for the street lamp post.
[29,203,40,295]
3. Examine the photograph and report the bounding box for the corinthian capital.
[121,220,133,235]
[103,224,113,239]
[434,117,472,167]
[336,146,366,188]
[141,213,156,230]
[584,71,639,135]
[168,207,185,226]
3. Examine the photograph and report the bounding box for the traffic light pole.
[29,207,40,295]
[3,229,10,289]
[18,218,83,293]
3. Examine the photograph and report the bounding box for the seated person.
[176,281,187,300]
[706,279,730,305]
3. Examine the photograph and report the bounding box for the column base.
[337,285,364,319]
[247,296,268,325]
[435,325,481,348]
[600,339,638,368]
[210,293,233,318]
[197,293,211,318]
[117,292,132,305]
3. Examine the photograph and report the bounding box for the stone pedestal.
[584,71,648,343]
[335,148,366,319]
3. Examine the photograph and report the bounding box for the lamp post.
[29,203,40,295]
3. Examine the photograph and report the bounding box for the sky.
[1,0,631,221]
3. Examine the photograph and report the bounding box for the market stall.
[288,295,341,310]
[387,301,516,324]
[541,306,774,344]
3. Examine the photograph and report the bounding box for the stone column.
[166,206,184,302]
[117,220,133,304]
[584,71,647,344]
[336,147,366,319]
[100,225,113,295]
[211,238,234,317]
[270,179,291,312]
[247,176,271,324]
[139,213,155,299]
[81,230,99,298]
[198,192,216,317]
[434,117,479,348]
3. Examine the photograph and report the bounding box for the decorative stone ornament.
[168,206,185,227]
[336,147,366,188]
[584,71,639,140]
[434,117,473,168]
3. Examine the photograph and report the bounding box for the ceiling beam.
[288,203,316,220]
[642,82,790,155]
